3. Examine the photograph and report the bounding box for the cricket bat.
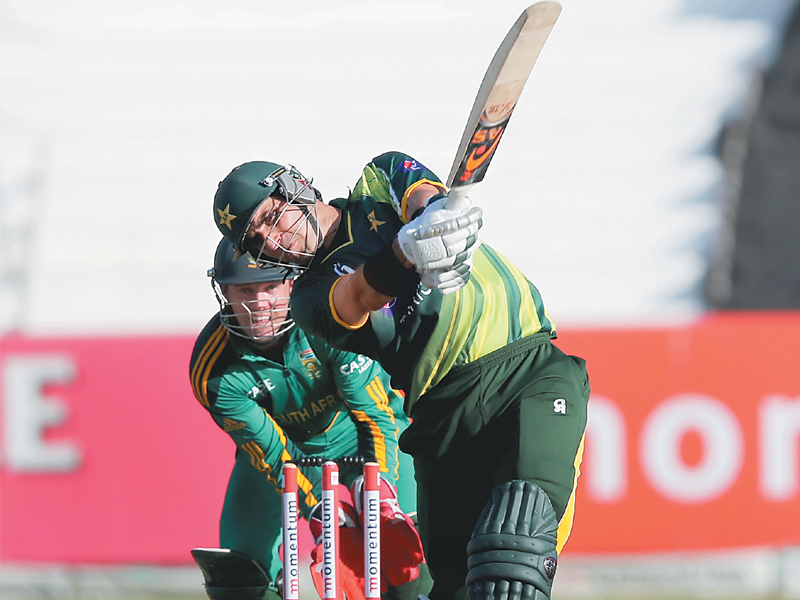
[445,2,562,210]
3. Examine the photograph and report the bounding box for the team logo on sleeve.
[222,418,246,432]
[399,159,422,172]
[333,262,355,277]
[339,355,374,375]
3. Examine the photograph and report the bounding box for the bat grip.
[445,186,470,210]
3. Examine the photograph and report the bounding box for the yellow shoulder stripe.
[190,325,228,408]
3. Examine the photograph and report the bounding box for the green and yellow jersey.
[189,315,407,513]
[291,151,557,409]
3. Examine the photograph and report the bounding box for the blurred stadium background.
[2,0,799,599]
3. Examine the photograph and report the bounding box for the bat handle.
[445,186,471,211]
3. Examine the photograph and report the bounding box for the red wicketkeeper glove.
[308,499,370,600]
[350,475,426,587]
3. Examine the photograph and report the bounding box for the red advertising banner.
[557,311,800,553]
[1,312,799,564]
[0,334,231,564]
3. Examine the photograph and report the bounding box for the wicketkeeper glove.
[308,499,360,544]
[349,475,426,588]
[308,499,367,600]
[397,195,483,274]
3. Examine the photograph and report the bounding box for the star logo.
[217,204,237,229]
[367,211,385,232]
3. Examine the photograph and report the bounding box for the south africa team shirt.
[190,316,405,511]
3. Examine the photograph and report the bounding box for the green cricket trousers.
[400,333,590,600]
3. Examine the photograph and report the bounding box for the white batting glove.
[420,252,477,295]
[397,196,483,272]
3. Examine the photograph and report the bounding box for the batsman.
[211,151,590,600]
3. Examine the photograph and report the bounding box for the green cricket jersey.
[189,315,407,512]
[291,151,557,409]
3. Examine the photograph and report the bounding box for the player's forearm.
[212,402,316,488]
[332,235,422,326]
[333,267,395,326]
[342,381,401,475]
[404,183,443,222]
[333,181,450,325]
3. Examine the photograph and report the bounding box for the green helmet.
[208,238,291,285]
[213,161,321,265]
[208,239,296,342]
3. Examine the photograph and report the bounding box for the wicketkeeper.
[189,239,431,600]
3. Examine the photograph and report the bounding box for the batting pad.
[465,480,559,600]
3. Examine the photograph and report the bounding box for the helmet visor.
[239,165,322,270]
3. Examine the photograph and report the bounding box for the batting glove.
[420,255,476,295]
[397,196,483,272]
